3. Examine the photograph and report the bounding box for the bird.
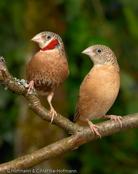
[74,45,122,138]
[26,31,69,123]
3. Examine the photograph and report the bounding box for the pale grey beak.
[82,46,94,57]
[31,33,44,48]
[31,33,43,44]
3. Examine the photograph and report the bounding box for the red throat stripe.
[41,39,59,51]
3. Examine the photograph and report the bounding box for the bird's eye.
[47,35,51,40]
[96,49,103,54]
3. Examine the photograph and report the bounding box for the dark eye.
[47,35,51,40]
[96,48,103,54]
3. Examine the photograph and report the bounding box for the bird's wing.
[73,103,80,123]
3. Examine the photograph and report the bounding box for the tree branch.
[0,114,138,172]
[0,56,138,172]
[0,56,82,134]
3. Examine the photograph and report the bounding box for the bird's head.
[82,45,118,67]
[31,31,64,52]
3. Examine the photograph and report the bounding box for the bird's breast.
[78,65,120,120]
[26,50,69,96]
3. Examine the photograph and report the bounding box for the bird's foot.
[86,119,101,138]
[49,108,57,124]
[27,80,34,95]
[102,115,122,127]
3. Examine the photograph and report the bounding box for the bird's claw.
[49,108,57,124]
[102,115,122,127]
[27,80,34,95]
[87,119,101,139]
[110,115,122,127]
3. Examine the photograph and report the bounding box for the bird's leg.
[86,119,101,139]
[102,115,122,127]
[47,92,57,124]
[27,80,34,95]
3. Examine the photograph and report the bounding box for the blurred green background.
[0,0,138,173]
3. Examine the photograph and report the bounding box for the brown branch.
[0,56,82,134]
[0,56,138,172]
[0,114,138,172]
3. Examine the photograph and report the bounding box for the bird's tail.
[75,119,87,127]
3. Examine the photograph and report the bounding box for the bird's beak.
[31,33,43,44]
[82,47,94,57]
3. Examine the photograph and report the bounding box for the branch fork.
[0,56,138,172]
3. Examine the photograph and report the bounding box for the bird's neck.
[41,39,59,51]
[94,62,120,72]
